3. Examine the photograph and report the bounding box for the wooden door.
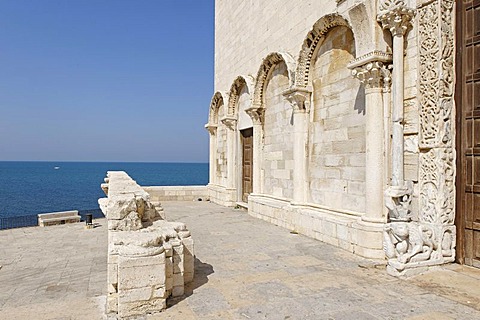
[457,0,480,267]
[241,128,253,202]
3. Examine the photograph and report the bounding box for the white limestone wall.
[215,0,338,92]
[215,106,228,186]
[308,26,365,213]
[263,63,294,199]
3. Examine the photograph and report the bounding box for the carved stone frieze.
[418,0,454,149]
[419,148,455,225]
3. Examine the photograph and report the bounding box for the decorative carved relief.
[417,0,455,225]
[227,75,254,117]
[384,222,455,275]
[379,0,407,12]
[296,14,350,88]
[208,91,226,124]
[377,6,414,36]
[253,52,296,108]
[221,117,237,131]
[349,58,392,90]
[283,87,312,113]
[383,0,456,276]
[419,148,455,225]
[385,182,413,222]
[418,0,454,149]
[245,106,265,125]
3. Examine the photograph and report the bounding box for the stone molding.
[204,123,218,135]
[245,105,265,125]
[208,91,227,124]
[227,75,254,117]
[220,116,237,131]
[283,87,312,113]
[252,52,296,108]
[296,14,351,88]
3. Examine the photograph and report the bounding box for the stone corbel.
[283,87,312,113]
[204,123,218,135]
[245,105,265,125]
[220,116,237,131]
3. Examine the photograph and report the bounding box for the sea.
[0,161,209,218]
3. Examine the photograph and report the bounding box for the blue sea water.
[0,161,209,218]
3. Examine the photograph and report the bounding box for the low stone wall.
[207,184,237,207]
[143,186,208,202]
[99,171,194,319]
[248,194,385,260]
[37,210,81,227]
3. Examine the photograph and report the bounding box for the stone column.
[348,52,392,223]
[245,106,264,194]
[378,3,414,222]
[283,87,311,204]
[205,124,217,185]
[221,117,238,190]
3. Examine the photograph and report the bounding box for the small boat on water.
[54,166,60,170]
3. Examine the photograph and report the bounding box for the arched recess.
[295,14,352,88]
[207,91,228,187]
[208,91,227,125]
[252,52,296,108]
[253,53,296,199]
[227,75,254,118]
[303,18,366,213]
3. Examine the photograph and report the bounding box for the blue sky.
[0,0,214,163]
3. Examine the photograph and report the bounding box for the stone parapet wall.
[143,186,209,202]
[99,171,194,319]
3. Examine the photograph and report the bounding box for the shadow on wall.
[354,86,366,115]
[167,257,214,308]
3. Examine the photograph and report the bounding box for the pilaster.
[245,106,265,194]
[283,87,311,204]
[349,51,392,224]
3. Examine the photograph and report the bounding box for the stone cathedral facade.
[206,0,479,276]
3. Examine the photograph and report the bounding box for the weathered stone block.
[118,264,166,290]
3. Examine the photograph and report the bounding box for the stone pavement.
[1,201,480,319]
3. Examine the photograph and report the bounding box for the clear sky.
[0,0,214,163]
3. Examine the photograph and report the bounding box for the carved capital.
[378,5,415,37]
[350,62,392,91]
[204,123,217,135]
[220,116,237,131]
[283,87,312,113]
[245,106,265,125]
